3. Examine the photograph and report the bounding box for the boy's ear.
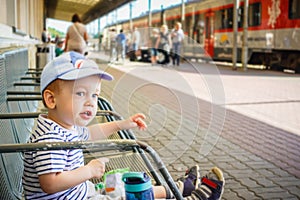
[43,89,56,109]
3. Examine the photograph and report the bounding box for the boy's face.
[49,75,101,129]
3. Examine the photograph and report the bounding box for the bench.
[0,48,183,199]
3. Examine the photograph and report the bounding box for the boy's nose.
[85,98,95,107]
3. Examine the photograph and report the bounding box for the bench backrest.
[0,55,23,199]
[0,50,32,200]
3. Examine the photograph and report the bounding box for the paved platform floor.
[88,51,300,199]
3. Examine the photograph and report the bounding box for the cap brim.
[59,68,113,81]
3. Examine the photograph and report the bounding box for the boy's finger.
[135,118,147,129]
[133,113,146,120]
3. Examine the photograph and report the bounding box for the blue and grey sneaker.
[191,167,225,200]
[176,165,201,197]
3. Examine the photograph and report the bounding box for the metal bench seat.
[0,48,184,199]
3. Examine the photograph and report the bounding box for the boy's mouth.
[82,111,92,117]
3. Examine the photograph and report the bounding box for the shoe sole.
[193,165,201,187]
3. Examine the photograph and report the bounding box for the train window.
[194,14,204,44]
[216,8,233,29]
[238,7,243,28]
[233,4,260,28]
[249,2,261,26]
[289,0,300,19]
[226,8,234,28]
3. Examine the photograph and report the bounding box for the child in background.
[55,39,64,57]
[22,51,224,200]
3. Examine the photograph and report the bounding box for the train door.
[204,12,215,57]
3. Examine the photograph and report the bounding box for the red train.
[104,0,300,72]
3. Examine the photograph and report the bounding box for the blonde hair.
[176,22,182,29]
[161,24,168,29]
[161,24,168,33]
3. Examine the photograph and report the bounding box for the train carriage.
[103,0,300,72]
[204,0,300,72]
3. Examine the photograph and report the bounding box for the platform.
[88,50,300,199]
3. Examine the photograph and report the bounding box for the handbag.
[159,43,170,52]
[163,43,170,52]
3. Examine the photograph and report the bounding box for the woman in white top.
[155,24,172,65]
[65,13,88,55]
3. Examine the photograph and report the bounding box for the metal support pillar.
[148,0,152,27]
[232,0,239,70]
[160,5,165,26]
[191,6,195,43]
[242,0,249,71]
[130,2,133,30]
[148,0,152,39]
[181,0,185,29]
[98,18,101,34]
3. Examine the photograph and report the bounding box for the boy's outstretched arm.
[88,113,147,140]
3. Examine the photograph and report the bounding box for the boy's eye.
[92,93,99,98]
[76,92,85,96]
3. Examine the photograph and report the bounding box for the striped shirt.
[22,114,90,200]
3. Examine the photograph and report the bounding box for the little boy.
[22,51,224,199]
[55,39,64,57]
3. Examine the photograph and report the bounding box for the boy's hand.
[86,158,109,179]
[131,113,147,131]
[129,113,147,131]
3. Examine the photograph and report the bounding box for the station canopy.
[45,0,133,24]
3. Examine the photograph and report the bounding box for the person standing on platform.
[155,24,172,66]
[171,22,185,66]
[116,29,126,63]
[41,28,49,43]
[149,28,159,65]
[109,28,117,63]
[65,13,88,55]
[98,33,103,51]
[132,26,141,58]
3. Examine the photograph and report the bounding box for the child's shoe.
[176,165,201,197]
[190,167,225,200]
